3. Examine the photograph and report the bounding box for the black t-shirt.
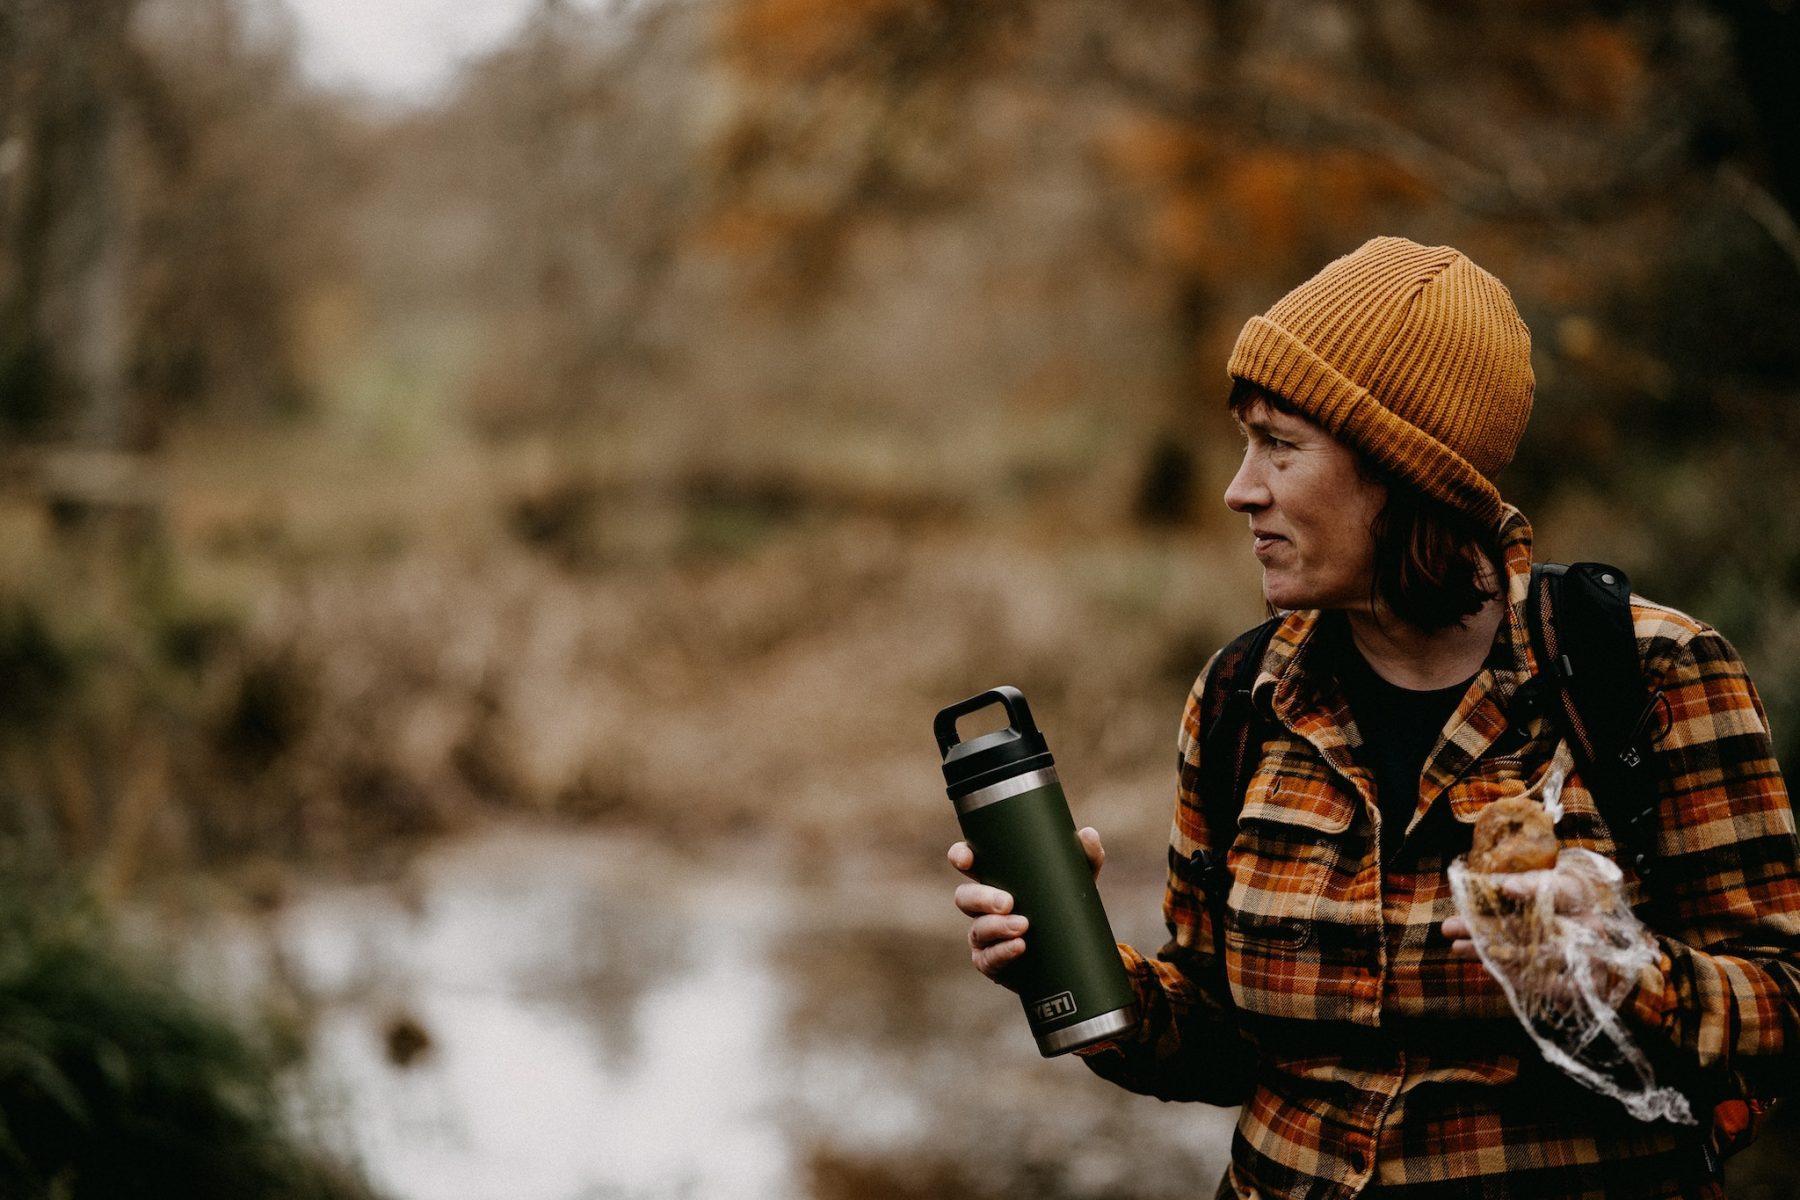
[1327,617,1475,858]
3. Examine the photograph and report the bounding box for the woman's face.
[1224,396,1387,613]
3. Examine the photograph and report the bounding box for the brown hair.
[1228,380,1500,631]
[1364,487,1501,632]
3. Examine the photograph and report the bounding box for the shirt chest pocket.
[1225,764,1356,950]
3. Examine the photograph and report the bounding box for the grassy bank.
[0,861,380,1199]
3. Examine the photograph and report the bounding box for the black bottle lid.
[934,686,1055,800]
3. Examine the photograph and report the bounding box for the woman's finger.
[972,934,1027,978]
[1077,826,1105,880]
[970,912,1029,949]
[954,881,1014,918]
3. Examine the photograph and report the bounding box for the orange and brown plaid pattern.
[1080,508,1800,1199]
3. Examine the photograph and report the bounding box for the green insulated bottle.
[935,686,1138,1056]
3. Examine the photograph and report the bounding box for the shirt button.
[1347,1146,1369,1174]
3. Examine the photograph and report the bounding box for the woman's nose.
[1224,451,1268,513]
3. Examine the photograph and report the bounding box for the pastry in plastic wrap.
[1469,793,1559,873]
[1450,753,1694,1125]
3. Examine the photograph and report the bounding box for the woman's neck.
[1344,595,1506,691]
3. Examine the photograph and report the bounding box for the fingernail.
[1007,916,1027,933]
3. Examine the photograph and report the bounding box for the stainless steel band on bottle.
[1034,1005,1137,1055]
[953,766,1061,816]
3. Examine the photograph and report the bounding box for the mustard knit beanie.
[1226,236,1534,531]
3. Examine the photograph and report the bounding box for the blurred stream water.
[268,830,792,1199]
[160,826,1233,1200]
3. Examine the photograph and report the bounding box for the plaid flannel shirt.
[1080,508,1800,1199]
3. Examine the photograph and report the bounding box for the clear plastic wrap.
[1448,757,1695,1125]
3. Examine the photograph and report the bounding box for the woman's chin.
[1260,577,1306,612]
[1261,580,1334,613]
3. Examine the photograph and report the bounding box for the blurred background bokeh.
[2,0,1798,1197]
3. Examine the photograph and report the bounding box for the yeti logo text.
[1031,991,1077,1023]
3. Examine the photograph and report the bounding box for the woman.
[950,238,1800,1198]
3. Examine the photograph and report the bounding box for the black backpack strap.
[1188,616,1281,966]
[1527,564,1763,1162]
[1525,562,1668,888]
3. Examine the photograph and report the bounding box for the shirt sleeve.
[1076,653,1256,1104]
[1621,626,1800,1104]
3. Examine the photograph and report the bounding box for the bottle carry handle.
[933,686,1040,758]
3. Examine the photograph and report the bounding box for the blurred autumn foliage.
[4,1,1800,1195]
[0,0,1797,874]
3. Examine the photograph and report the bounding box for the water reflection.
[167,826,1232,1200]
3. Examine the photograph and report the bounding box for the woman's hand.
[949,827,1105,990]
[1443,865,1643,1007]
[1442,866,1604,959]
